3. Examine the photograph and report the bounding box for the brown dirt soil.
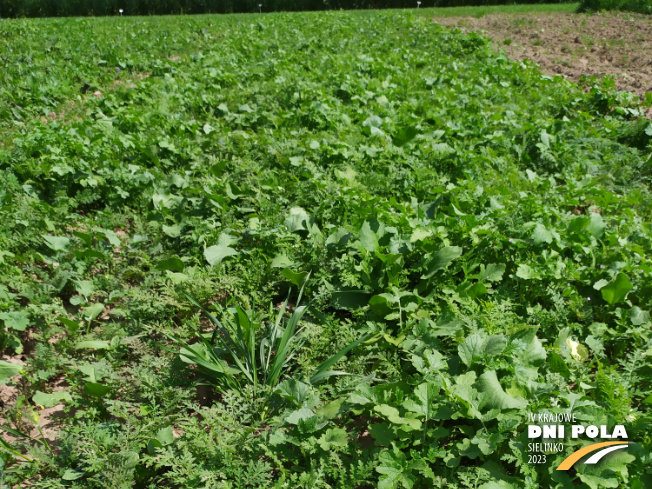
[435,11,652,118]
[0,354,26,414]
[1,354,67,454]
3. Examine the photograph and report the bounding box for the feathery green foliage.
[0,8,650,489]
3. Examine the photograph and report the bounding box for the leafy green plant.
[578,0,652,14]
[1,7,652,488]
[171,281,369,413]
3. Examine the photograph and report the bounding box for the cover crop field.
[1,9,651,488]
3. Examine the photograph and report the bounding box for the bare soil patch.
[436,11,652,118]
[0,354,26,414]
[1,354,67,454]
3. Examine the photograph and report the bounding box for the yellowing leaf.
[566,338,589,362]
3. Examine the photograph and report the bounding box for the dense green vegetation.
[0,0,571,18]
[1,8,651,489]
[577,0,651,14]
[429,1,576,15]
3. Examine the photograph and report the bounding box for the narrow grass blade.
[310,333,370,384]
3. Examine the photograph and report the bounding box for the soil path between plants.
[435,11,652,118]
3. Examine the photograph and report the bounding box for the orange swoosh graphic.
[556,441,628,470]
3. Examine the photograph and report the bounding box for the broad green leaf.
[540,129,551,149]
[479,482,515,489]
[155,426,175,445]
[593,279,609,290]
[0,311,30,331]
[74,280,94,297]
[166,271,190,283]
[83,303,104,321]
[475,370,527,410]
[368,422,397,445]
[162,224,182,238]
[281,268,309,287]
[32,390,72,408]
[83,382,112,398]
[297,416,327,435]
[156,257,185,272]
[58,317,80,332]
[509,328,546,367]
[458,334,485,367]
[600,273,633,305]
[568,216,589,233]
[515,264,535,280]
[459,334,506,367]
[78,364,99,382]
[482,263,506,282]
[374,403,400,419]
[75,249,106,261]
[358,221,380,252]
[275,379,311,406]
[586,213,605,238]
[403,382,438,418]
[285,407,315,425]
[377,445,414,489]
[75,340,110,350]
[578,449,635,488]
[334,166,358,183]
[465,282,488,299]
[531,223,553,244]
[363,115,383,128]
[61,470,85,481]
[42,235,70,252]
[369,294,392,318]
[204,244,239,266]
[315,397,345,419]
[96,228,121,247]
[326,228,351,247]
[0,360,22,384]
[577,474,619,489]
[630,306,650,325]
[218,232,238,247]
[317,427,348,450]
[374,404,421,430]
[411,349,446,374]
[485,335,508,357]
[284,207,310,232]
[393,125,419,147]
[548,352,571,378]
[410,228,432,243]
[271,253,294,268]
[422,246,463,279]
[147,438,163,455]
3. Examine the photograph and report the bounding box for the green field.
[1,8,651,489]
[426,2,578,16]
